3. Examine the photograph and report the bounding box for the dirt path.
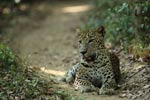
[4,1,126,100]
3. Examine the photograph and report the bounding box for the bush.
[0,44,74,99]
[80,0,150,52]
[104,2,135,48]
[0,44,16,69]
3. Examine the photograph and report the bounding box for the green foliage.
[80,0,123,31]
[104,1,150,49]
[104,2,135,47]
[0,44,72,99]
[80,0,150,51]
[0,44,16,69]
[134,0,150,46]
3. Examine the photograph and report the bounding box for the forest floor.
[0,0,150,100]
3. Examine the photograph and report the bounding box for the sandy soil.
[1,1,127,100]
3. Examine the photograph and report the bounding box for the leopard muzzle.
[82,53,96,62]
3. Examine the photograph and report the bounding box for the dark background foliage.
[81,0,150,54]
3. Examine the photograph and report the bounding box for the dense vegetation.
[81,0,150,59]
[0,44,73,99]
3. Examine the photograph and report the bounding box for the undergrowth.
[0,44,73,100]
[80,0,150,59]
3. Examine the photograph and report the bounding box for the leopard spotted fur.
[63,26,121,95]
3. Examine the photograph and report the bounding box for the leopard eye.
[79,40,82,44]
[89,38,94,43]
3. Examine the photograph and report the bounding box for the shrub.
[0,44,16,69]
[80,0,150,52]
[0,44,73,99]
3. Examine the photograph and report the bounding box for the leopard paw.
[65,75,74,84]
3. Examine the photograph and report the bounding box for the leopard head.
[77,26,105,63]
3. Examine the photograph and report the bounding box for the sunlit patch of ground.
[40,67,65,76]
[29,65,65,77]
[62,4,92,13]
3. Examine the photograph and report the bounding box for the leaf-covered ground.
[0,45,73,99]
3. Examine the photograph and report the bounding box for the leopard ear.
[76,28,81,33]
[97,26,105,37]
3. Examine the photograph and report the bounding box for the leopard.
[64,51,121,85]
[63,26,121,95]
